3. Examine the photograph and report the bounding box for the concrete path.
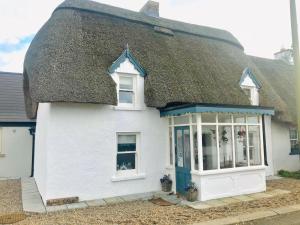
[21,177,46,213]
[192,204,300,225]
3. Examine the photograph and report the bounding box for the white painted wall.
[192,168,266,201]
[271,120,300,173]
[264,115,274,176]
[240,75,259,106]
[35,103,168,203]
[0,127,32,178]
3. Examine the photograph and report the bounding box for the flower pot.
[161,182,172,192]
[186,190,198,202]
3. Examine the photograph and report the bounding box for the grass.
[278,170,300,179]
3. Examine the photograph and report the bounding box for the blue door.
[175,126,191,194]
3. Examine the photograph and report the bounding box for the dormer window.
[108,45,146,110]
[119,75,136,106]
[240,68,261,106]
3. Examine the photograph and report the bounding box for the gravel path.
[0,179,22,216]
[2,178,300,224]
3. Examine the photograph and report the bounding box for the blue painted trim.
[160,104,274,117]
[108,46,146,77]
[239,68,262,89]
[0,122,36,127]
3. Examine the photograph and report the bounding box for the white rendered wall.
[271,120,300,173]
[35,103,167,203]
[264,115,274,176]
[192,168,266,201]
[0,127,32,178]
[34,103,51,200]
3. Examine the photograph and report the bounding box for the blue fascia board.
[108,48,146,77]
[239,68,262,89]
[160,104,275,117]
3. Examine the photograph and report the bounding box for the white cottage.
[23,0,298,204]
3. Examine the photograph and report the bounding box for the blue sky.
[0,0,299,72]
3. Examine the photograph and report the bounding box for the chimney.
[274,48,294,65]
[140,0,159,17]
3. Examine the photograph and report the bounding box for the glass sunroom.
[161,104,274,201]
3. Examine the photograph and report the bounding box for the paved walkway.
[21,177,290,214]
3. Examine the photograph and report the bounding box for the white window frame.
[117,74,137,109]
[0,128,2,155]
[289,127,299,152]
[115,132,140,178]
[167,113,264,176]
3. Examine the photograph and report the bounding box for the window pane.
[119,77,133,90]
[234,126,248,167]
[174,116,189,125]
[233,115,246,123]
[192,115,197,123]
[291,140,298,148]
[219,126,233,169]
[119,91,133,104]
[117,153,135,170]
[176,129,184,167]
[290,129,298,140]
[169,127,173,165]
[248,126,261,166]
[218,114,232,123]
[183,129,191,169]
[192,125,199,170]
[168,118,172,126]
[118,135,136,152]
[201,113,216,123]
[202,125,218,170]
[247,115,259,124]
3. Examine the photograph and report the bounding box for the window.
[168,127,173,165]
[117,134,138,172]
[202,125,218,170]
[290,128,299,155]
[118,76,135,106]
[192,125,199,170]
[0,128,2,154]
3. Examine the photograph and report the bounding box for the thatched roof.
[24,0,288,120]
[250,56,296,124]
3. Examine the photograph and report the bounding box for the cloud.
[0,34,34,53]
[0,44,30,72]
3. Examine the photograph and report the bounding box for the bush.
[278,170,300,179]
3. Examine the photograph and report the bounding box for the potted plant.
[185,182,198,202]
[160,175,172,192]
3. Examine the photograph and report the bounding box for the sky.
[0,0,299,72]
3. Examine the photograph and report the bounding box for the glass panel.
[183,129,191,169]
[174,116,189,125]
[218,114,232,123]
[202,125,218,170]
[201,113,216,123]
[117,153,136,170]
[248,126,261,166]
[176,129,184,167]
[290,128,298,140]
[233,114,246,123]
[234,126,248,167]
[119,91,133,104]
[247,115,259,124]
[118,135,136,152]
[192,125,199,170]
[119,76,133,90]
[169,127,173,165]
[291,140,298,148]
[218,126,233,169]
[192,115,197,123]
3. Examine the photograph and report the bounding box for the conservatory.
[161,104,274,201]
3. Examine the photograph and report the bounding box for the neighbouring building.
[0,72,35,178]
[23,0,299,204]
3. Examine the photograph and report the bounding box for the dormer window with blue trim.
[240,68,261,106]
[109,45,146,110]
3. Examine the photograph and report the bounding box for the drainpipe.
[262,115,268,166]
[29,126,36,177]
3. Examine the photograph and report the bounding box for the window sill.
[290,152,300,155]
[113,106,146,111]
[111,173,146,182]
[191,165,266,176]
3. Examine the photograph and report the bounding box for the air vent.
[154,26,174,36]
